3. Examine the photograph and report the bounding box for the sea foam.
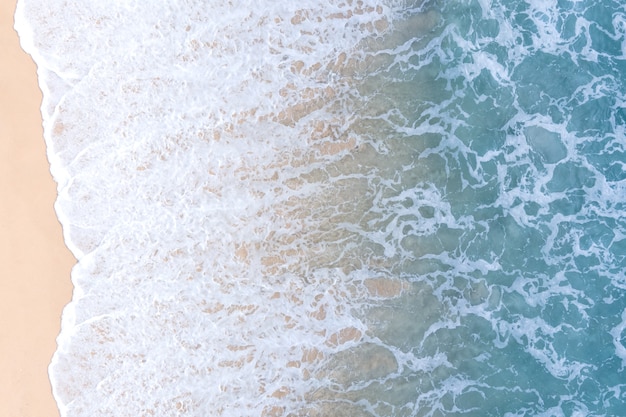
[16,0,626,415]
[15,0,439,416]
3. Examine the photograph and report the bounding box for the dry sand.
[0,1,75,416]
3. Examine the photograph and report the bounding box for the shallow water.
[15,0,626,415]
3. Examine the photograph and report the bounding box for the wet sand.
[0,1,75,416]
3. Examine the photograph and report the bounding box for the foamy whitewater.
[14,0,626,415]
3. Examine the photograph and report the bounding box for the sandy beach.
[0,1,75,416]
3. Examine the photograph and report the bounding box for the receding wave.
[15,0,626,415]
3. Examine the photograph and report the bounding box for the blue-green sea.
[16,0,626,415]
[355,0,626,415]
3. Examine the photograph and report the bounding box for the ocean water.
[14,0,626,416]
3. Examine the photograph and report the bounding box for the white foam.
[611,308,626,370]
[14,0,444,415]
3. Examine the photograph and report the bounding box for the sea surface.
[15,0,626,416]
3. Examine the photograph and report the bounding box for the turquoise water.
[354,0,626,415]
[15,0,626,415]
